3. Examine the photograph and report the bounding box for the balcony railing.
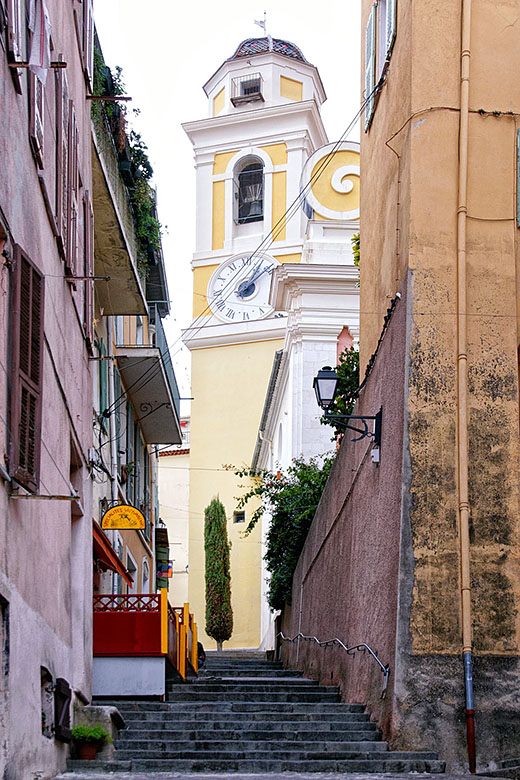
[93,591,198,679]
[231,72,264,106]
[150,305,181,421]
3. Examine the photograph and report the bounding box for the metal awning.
[93,520,133,586]
[116,346,182,445]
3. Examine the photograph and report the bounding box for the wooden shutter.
[385,0,397,59]
[82,0,94,90]
[29,71,45,169]
[83,192,94,353]
[364,3,377,132]
[53,678,72,742]
[9,246,44,492]
[56,67,69,259]
[7,0,23,93]
[65,100,79,276]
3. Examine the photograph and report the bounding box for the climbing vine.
[91,44,162,276]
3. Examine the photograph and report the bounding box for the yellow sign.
[101,504,145,530]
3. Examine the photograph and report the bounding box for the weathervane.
[254,11,273,51]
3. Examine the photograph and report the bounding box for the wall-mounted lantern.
[313,366,382,446]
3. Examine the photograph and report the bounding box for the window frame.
[9,245,45,492]
[234,156,264,225]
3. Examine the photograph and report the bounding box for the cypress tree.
[204,497,233,650]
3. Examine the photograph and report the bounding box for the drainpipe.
[457,0,476,772]
[107,317,118,505]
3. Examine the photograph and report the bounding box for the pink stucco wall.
[0,3,94,778]
[281,277,408,737]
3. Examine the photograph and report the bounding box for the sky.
[94,0,362,413]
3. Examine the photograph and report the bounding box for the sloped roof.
[230,37,310,64]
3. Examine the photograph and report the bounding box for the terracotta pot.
[77,743,98,760]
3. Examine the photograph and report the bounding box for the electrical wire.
[103,86,379,420]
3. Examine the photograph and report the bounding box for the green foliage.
[91,46,161,277]
[321,346,360,439]
[71,725,112,745]
[204,498,233,646]
[133,179,161,275]
[352,232,360,268]
[234,456,335,610]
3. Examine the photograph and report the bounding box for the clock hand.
[236,264,272,299]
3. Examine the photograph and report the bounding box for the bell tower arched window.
[235,157,264,224]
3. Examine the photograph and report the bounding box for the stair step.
[116,739,389,752]
[119,724,380,737]
[165,691,341,702]
[114,702,368,716]
[126,758,446,773]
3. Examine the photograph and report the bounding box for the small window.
[41,668,54,739]
[235,158,264,224]
[233,511,245,524]
[364,0,397,131]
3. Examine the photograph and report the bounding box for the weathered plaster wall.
[0,2,94,777]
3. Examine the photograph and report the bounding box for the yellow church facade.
[182,36,358,648]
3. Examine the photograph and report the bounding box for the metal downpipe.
[457,0,476,771]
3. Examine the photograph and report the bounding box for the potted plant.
[71,725,113,760]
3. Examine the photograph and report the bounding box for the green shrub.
[71,725,112,745]
[204,498,233,650]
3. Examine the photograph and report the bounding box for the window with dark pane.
[237,161,264,224]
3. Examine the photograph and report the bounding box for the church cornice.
[183,100,328,151]
[182,317,286,351]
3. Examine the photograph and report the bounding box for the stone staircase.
[67,650,445,773]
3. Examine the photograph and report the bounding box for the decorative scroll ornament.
[300,141,360,221]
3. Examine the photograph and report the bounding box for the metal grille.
[93,594,160,612]
[231,72,264,105]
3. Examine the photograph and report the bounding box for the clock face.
[207,253,279,323]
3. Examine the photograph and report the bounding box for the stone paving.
[54,772,498,780]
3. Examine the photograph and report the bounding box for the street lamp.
[313,366,382,447]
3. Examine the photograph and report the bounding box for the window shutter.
[82,0,94,90]
[65,100,79,276]
[9,246,44,492]
[56,67,69,259]
[385,0,397,59]
[53,678,72,742]
[364,3,377,132]
[7,0,23,93]
[83,192,94,353]
[29,71,45,169]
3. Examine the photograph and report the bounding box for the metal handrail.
[278,631,390,698]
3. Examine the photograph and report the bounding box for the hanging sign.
[157,561,173,579]
[101,504,145,530]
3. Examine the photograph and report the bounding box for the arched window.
[235,157,264,224]
[142,559,150,594]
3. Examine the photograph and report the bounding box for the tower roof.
[229,37,310,65]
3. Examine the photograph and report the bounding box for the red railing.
[93,590,198,678]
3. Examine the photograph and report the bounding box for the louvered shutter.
[29,72,45,169]
[83,192,94,353]
[53,678,72,742]
[56,67,69,259]
[83,0,94,90]
[364,3,377,131]
[65,100,79,276]
[9,246,44,492]
[386,0,397,59]
[7,0,23,93]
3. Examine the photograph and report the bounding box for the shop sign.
[101,504,145,530]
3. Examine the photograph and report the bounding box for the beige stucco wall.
[361,0,520,657]
[159,451,190,606]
